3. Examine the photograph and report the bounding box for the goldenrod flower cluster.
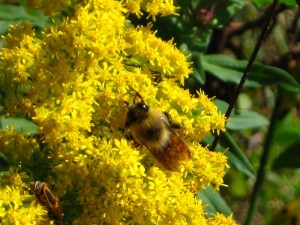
[0,168,53,224]
[0,0,236,224]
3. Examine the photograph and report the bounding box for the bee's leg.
[123,128,133,140]
[163,112,181,129]
[123,129,143,147]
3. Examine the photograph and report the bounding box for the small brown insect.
[124,90,191,171]
[30,181,63,221]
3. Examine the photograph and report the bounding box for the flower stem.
[243,91,281,225]
[209,0,279,151]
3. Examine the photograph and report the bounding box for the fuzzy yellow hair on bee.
[124,89,191,171]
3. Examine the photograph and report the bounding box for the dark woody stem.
[209,0,279,151]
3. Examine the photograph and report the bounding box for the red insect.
[30,181,63,221]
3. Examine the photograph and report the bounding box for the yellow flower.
[0,130,38,165]
[208,213,237,225]
[0,169,50,224]
[144,0,179,20]
[0,0,235,224]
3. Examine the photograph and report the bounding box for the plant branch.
[243,90,281,225]
[209,0,279,151]
[227,4,286,39]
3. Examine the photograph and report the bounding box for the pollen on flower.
[208,213,238,225]
[0,0,233,223]
[0,170,50,224]
[123,0,143,17]
[144,0,179,20]
[0,130,38,164]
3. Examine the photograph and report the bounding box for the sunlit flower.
[0,0,235,224]
[0,169,50,224]
[208,213,237,225]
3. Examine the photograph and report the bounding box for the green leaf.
[202,54,260,88]
[250,63,300,92]
[214,0,246,26]
[229,171,249,198]
[197,0,245,28]
[273,141,300,169]
[202,132,255,177]
[213,99,269,130]
[220,131,255,177]
[0,4,49,34]
[203,54,300,92]
[180,32,211,53]
[273,112,300,147]
[197,185,232,217]
[191,52,205,84]
[252,0,296,8]
[227,109,269,130]
[0,116,38,135]
[0,20,18,34]
[213,99,228,114]
[0,5,29,20]
[204,54,245,71]
[227,151,254,177]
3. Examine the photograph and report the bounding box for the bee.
[30,181,63,221]
[124,90,191,171]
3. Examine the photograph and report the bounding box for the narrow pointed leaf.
[197,185,232,217]
[0,116,38,135]
[227,109,269,130]
[220,131,255,177]
[273,141,300,169]
[203,54,300,92]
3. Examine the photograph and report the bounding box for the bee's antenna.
[135,91,144,103]
[123,100,129,106]
[127,85,144,103]
[119,94,130,108]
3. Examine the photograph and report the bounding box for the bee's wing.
[144,123,191,171]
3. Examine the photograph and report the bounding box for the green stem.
[209,0,279,151]
[243,92,281,225]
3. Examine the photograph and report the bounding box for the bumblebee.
[124,91,191,171]
[30,181,63,221]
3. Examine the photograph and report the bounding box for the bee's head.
[123,87,150,127]
[125,101,149,127]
